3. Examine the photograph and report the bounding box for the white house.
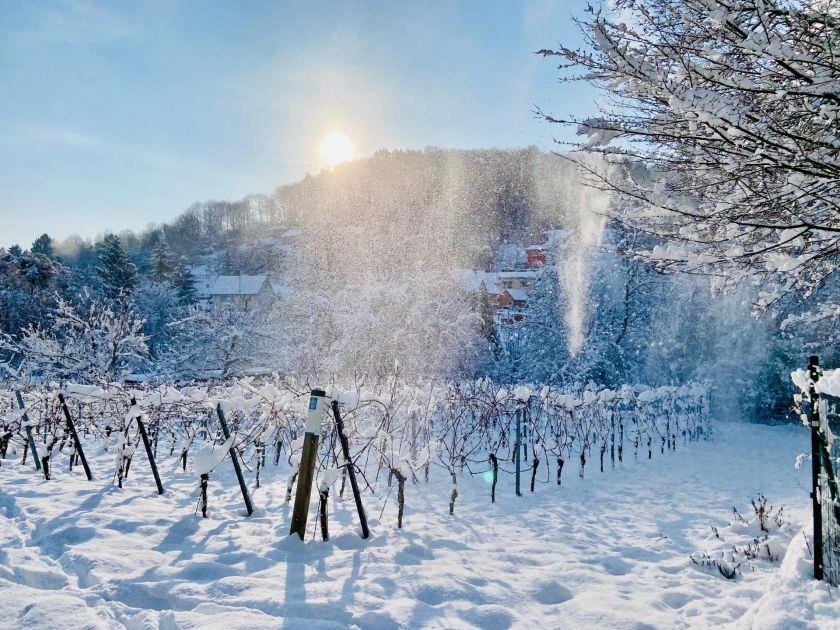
[452,269,538,297]
[191,271,279,313]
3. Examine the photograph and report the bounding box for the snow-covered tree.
[149,238,175,283]
[171,256,197,304]
[146,238,196,304]
[502,258,570,383]
[132,282,187,360]
[475,283,500,355]
[270,273,486,381]
[96,233,138,297]
[127,282,211,378]
[202,309,278,378]
[0,248,64,293]
[0,249,67,343]
[0,295,148,382]
[540,0,840,316]
[31,233,55,258]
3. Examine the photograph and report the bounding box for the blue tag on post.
[309,396,318,410]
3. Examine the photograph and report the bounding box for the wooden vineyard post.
[331,398,370,539]
[809,355,825,581]
[129,398,164,495]
[15,391,42,473]
[515,408,522,497]
[57,393,93,481]
[216,404,254,516]
[290,389,325,540]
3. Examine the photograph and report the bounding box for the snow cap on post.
[306,388,326,435]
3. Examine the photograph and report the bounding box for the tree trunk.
[557,456,564,485]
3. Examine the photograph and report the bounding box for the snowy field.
[0,421,837,629]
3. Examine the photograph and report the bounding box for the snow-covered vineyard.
[0,380,836,627]
[2,379,710,518]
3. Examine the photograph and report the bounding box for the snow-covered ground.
[0,421,836,629]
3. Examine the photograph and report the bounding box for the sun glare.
[320,131,354,167]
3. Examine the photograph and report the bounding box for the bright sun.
[320,131,354,167]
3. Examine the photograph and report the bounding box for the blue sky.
[0,1,594,248]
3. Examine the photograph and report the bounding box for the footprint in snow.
[530,579,574,605]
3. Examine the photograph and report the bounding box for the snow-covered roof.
[208,275,268,296]
[496,270,538,280]
[507,289,529,302]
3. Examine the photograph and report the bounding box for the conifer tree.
[150,239,175,283]
[31,234,55,258]
[476,283,499,354]
[172,256,197,304]
[96,234,137,297]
